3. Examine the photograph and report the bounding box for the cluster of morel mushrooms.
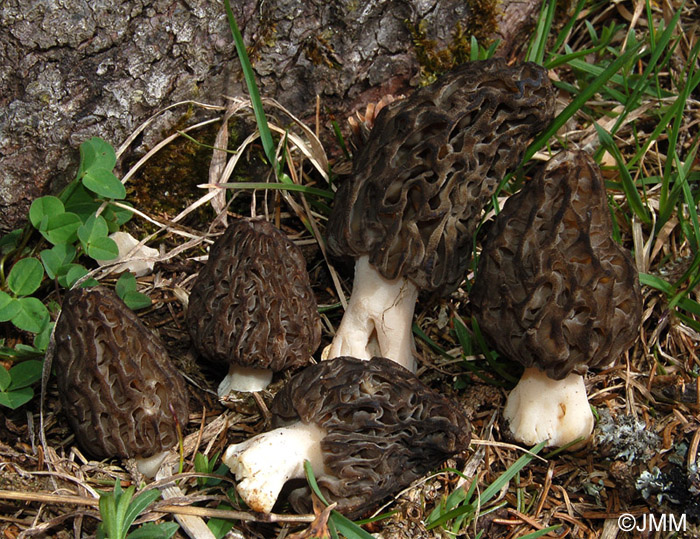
[54,58,642,518]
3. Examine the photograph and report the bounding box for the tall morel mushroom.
[186,218,322,394]
[54,287,190,477]
[470,150,643,447]
[223,356,471,517]
[325,58,555,371]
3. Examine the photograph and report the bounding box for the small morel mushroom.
[54,286,190,477]
[325,58,555,371]
[186,218,321,394]
[470,150,643,447]
[223,356,471,517]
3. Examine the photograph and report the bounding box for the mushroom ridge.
[470,150,642,380]
[271,356,471,517]
[186,218,321,392]
[327,58,555,294]
[470,150,643,447]
[54,286,190,462]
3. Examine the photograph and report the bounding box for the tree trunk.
[0,0,542,233]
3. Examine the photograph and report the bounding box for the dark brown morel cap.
[326,58,555,293]
[54,286,189,460]
[270,356,471,518]
[470,150,643,380]
[186,218,321,372]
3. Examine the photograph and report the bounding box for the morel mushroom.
[325,58,555,371]
[470,150,642,447]
[186,218,321,394]
[223,356,471,517]
[54,287,190,477]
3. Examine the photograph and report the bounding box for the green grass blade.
[676,296,700,317]
[639,272,672,293]
[303,461,374,538]
[114,486,135,539]
[656,139,700,233]
[413,323,451,359]
[677,310,700,333]
[303,460,330,506]
[546,43,608,70]
[471,318,519,384]
[216,181,334,199]
[550,0,587,53]
[330,513,375,539]
[609,6,682,136]
[639,272,700,324]
[526,0,556,64]
[426,476,476,526]
[123,490,162,534]
[98,491,120,539]
[460,358,509,387]
[223,0,277,173]
[426,442,546,530]
[519,526,563,538]
[328,518,340,539]
[453,316,472,355]
[595,124,651,224]
[331,119,351,161]
[521,40,646,165]
[677,147,700,252]
[479,442,547,504]
[470,35,479,62]
[662,41,700,199]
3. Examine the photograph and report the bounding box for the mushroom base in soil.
[217,365,274,395]
[323,255,419,372]
[503,367,594,448]
[222,422,327,513]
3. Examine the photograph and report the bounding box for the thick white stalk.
[503,367,594,448]
[223,422,327,513]
[324,255,419,372]
[218,365,274,396]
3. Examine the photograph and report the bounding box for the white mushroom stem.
[223,422,327,513]
[324,255,419,372]
[218,365,274,396]
[134,450,170,479]
[503,367,594,448]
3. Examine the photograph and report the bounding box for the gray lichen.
[595,409,660,464]
[636,467,681,504]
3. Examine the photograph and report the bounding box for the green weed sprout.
[97,481,178,539]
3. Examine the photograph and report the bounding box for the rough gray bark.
[0,0,542,233]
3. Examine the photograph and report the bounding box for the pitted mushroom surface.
[470,150,643,447]
[186,218,322,394]
[223,356,471,517]
[324,59,555,370]
[54,286,190,477]
[328,58,555,292]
